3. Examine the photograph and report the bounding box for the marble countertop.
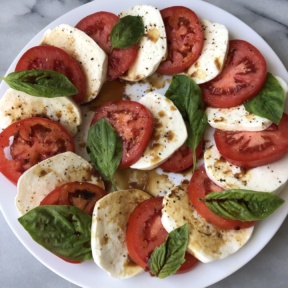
[0,0,287,287]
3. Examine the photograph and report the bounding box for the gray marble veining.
[205,0,288,70]
[0,0,90,76]
[0,0,287,288]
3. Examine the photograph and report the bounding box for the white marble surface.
[0,0,287,287]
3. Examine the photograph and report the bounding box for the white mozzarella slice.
[204,144,288,194]
[275,75,288,95]
[0,88,81,136]
[15,151,104,215]
[130,92,187,170]
[206,105,272,131]
[41,24,108,103]
[91,189,151,278]
[184,19,229,84]
[119,5,167,82]
[161,184,253,263]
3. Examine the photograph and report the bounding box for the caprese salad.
[0,3,287,281]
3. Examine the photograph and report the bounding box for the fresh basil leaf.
[187,109,207,166]
[148,223,189,279]
[165,75,207,171]
[86,118,122,189]
[202,189,285,221]
[244,73,285,124]
[18,205,92,261]
[1,70,78,97]
[110,15,144,50]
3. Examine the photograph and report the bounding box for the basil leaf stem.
[1,70,78,97]
[110,15,144,50]
[165,75,207,171]
[148,223,189,279]
[18,205,93,262]
[244,73,285,125]
[86,118,122,189]
[201,189,285,221]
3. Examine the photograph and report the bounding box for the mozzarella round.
[206,104,272,131]
[91,189,151,278]
[41,24,108,103]
[0,88,81,136]
[275,75,288,95]
[119,5,167,82]
[15,151,104,215]
[184,19,229,84]
[130,92,187,170]
[161,184,253,263]
[204,144,288,195]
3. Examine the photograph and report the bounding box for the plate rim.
[0,0,287,287]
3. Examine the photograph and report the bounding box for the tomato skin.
[0,117,75,184]
[76,11,116,53]
[188,166,255,230]
[90,100,154,168]
[177,252,199,274]
[40,181,107,215]
[126,197,198,274]
[126,197,167,270]
[214,113,288,168]
[160,140,203,172]
[75,11,138,81]
[15,45,86,105]
[157,6,204,75]
[201,39,267,108]
[55,256,82,264]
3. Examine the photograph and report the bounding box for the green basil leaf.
[202,189,285,221]
[165,75,207,171]
[187,109,207,167]
[244,73,285,124]
[1,70,78,97]
[18,205,92,261]
[110,15,144,50]
[148,223,189,279]
[86,118,122,189]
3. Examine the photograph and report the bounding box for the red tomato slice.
[126,197,198,274]
[15,45,86,105]
[201,39,267,108]
[75,11,138,81]
[177,252,199,274]
[40,181,107,215]
[160,141,203,172]
[0,117,75,184]
[214,113,288,168]
[90,100,154,168]
[126,197,168,270]
[188,166,255,230]
[157,6,204,75]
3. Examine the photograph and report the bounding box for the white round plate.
[0,0,287,288]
